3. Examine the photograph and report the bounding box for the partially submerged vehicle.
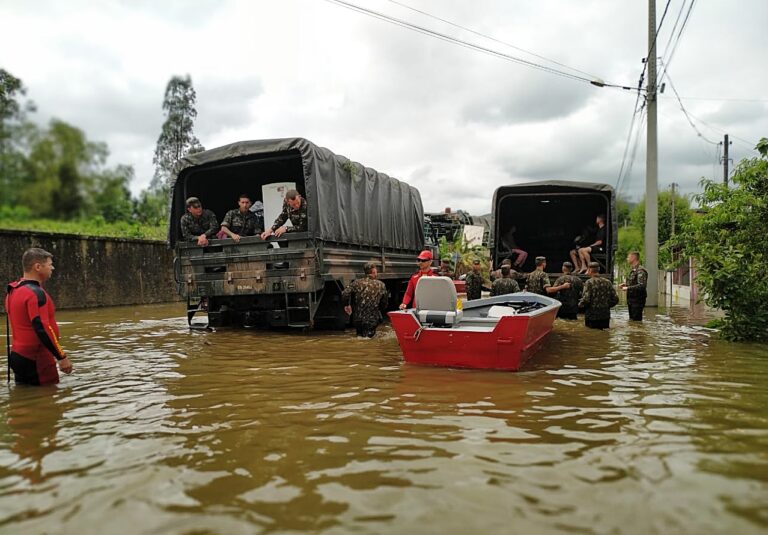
[492,181,617,279]
[170,138,424,328]
[388,277,560,371]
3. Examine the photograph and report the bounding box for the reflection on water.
[1,303,766,533]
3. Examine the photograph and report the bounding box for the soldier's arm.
[203,212,219,238]
[341,281,356,307]
[180,215,194,241]
[379,284,389,312]
[578,282,591,308]
[271,203,290,232]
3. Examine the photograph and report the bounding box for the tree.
[630,189,693,268]
[675,138,768,342]
[0,68,36,206]
[153,75,204,187]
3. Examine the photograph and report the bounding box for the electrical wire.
[616,106,647,195]
[385,0,602,81]
[324,0,635,90]
[663,72,718,145]
[658,0,697,84]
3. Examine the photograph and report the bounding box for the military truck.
[491,181,617,280]
[170,138,424,328]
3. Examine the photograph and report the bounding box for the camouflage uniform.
[526,269,551,296]
[578,277,619,329]
[221,209,261,236]
[341,277,389,337]
[464,271,484,300]
[271,197,308,233]
[180,209,219,242]
[625,264,649,321]
[553,274,583,319]
[490,267,521,282]
[491,277,520,296]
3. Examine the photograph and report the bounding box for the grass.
[0,217,166,241]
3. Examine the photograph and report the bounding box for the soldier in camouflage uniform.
[180,197,219,246]
[219,193,261,241]
[620,251,648,321]
[437,257,455,279]
[526,256,552,296]
[342,262,389,337]
[491,265,520,296]
[464,259,486,300]
[553,261,583,320]
[261,189,308,239]
[578,262,619,329]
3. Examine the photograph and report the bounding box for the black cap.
[563,261,574,269]
[535,256,546,264]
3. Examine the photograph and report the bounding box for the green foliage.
[616,225,643,278]
[0,215,166,240]
[629,189,693,269]
[438,232,490,278]
[616,196,635,228]
[153,75,204,186]
[0,69,36,206]
[674,138,768,342]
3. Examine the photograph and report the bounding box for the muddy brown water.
[0,303,766,534]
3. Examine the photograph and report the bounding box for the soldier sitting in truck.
[218,193,262,242]
[180,197,219,247]
[260,189,308,239]
[571,214,607,273]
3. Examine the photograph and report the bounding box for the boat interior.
[411,277,552,329]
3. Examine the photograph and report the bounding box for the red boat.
[389,276,560,371]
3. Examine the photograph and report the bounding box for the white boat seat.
[415,276,462,326]
[488,305,518,318]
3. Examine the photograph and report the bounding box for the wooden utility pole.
[645,0,659,307]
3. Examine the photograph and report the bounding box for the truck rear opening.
[492,181,616,278]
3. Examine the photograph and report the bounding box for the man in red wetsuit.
[398,250,436,310]
[5,248,73,385]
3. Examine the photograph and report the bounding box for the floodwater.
[0,302,766,535]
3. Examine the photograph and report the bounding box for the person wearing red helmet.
[398,250,436,310]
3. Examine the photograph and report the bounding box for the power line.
[660,95,768,103]
[324,0,635,90]
[658,0,697,83]
[664,71,718,145]
[616,106,647,195]
[385,0,601,81]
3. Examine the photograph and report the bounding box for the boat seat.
[415,276,463,326]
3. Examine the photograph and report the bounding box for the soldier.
[260,189,308,239]
[526,256,552,296]
[437,257,454,279]
[464,259,486,301]
[553,261,583,320]
[399,250,436,309]
[180,197,219,246]
[578,261,619,329]
[490,265,520,296]
[490,258,517,281]
[619,251,648,321]
[342,262,389,338]
[219,193,261,242]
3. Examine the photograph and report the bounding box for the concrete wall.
[0,229,180,312]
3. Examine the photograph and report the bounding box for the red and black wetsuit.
[5,279,66,385]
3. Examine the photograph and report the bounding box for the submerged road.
[0,303,766,533]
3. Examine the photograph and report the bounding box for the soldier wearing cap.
[526,256,552,296]
[464,258,486,301]
[399,250,436,309]
[437,257,454,279]
[180,197,219,246]
[553,261,583,319]
[619,251,648,321]
[342,262,389,337]
[578,261,619,329]
[490,265,520,296]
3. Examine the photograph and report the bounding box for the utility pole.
[645,0,659,307]
[723,134,730,186]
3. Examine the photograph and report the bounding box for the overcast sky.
[2,0,766,214]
